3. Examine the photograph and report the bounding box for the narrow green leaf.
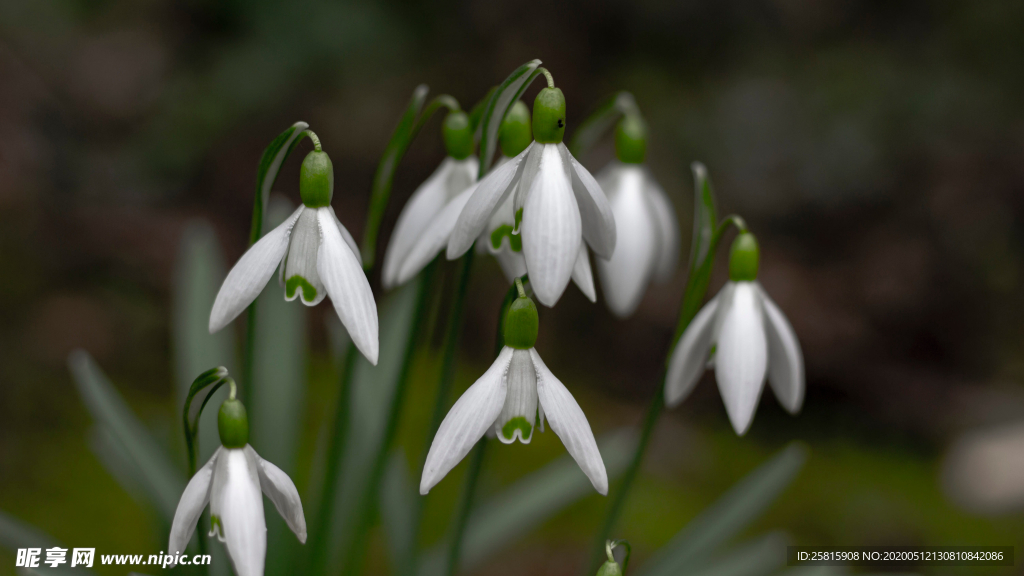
[638,443,807,576]
[468,87,496,137]
[381,450,417,573]
[0,509,95,575]
[568,91,640,158]
[688,162,718,278]
[477,59,543,177]
[686,532,788,576]
[251,122,309,244]
[68,351,186,523]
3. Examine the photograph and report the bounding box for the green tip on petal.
[501,417,534,442]
[218,398,249,448]
[443,111,474,160]
[615,115,647,164]
[532,87,566,144]
[729,232,760,282]
[499,100,532,157]
[286,275,318,303]
[503,296,539,349]
[300,150,334,208]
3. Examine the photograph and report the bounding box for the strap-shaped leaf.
[684,532,789,576]
[477,59,543,177]
[381,451,418,574]
[251,121,310,243]
[568,91,641,158]
[69,350,186,523]
[468,87,497,138]
[182,366,228,476]
[637,443,807,576]
[688,162,718,278]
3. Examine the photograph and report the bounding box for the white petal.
[561,144,616,259]
[331,207,362,266]
[283,207,326,306]
[664,295,719,407]
[317,208,380,365]
[421,346,513,494]
[168,448,219,554]
[495,349,539,444]
[643,172,680,282]
[209,205,304,332]
[571,243,596,303]
[248,446,307,544]
[714,282,768,435]
[521,144,581,307]
[382,158,459,288]
[531,349,608,495]
[447,143,533,259]
[209,448,265,576]
[595,166,658,317]
[492,242,527,282]
[395,184,477,286]
[513,143,545,214]
[759,284,805,414]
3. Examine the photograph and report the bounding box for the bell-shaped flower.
[447,86,614,307]
[209,147,379,364]
[665,233,804,435]
[382,110,478,288]
[595,116,679,317]
[420,282,607,495]
[169,393,305,576]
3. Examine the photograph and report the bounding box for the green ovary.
[286,275,318,302]
[501,417,533,442]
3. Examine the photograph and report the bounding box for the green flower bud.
[729,232,760,282]
[596,560,623,576]
[499,101,532,157]
[615,115,647,164]
[299,150,334,208]
[218,398,249,449]
[442,111,474,160]
[532,87,566,144]
[503,295,539,349]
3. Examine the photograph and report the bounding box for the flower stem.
[303,129,322,152]
[445,438,487,576]
[539,67,555,89]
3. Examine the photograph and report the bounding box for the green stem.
[342,260,440,576]
[445,439,487,576]
[539,67,555,89]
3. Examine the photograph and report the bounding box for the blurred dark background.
[2,0,1024,574]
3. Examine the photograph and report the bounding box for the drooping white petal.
[209,448,265,576]
[521,144,581,307]
[571,243,597,303]
[714,282,768,435]
[448,144,533,259]
[758,284,805,414]
[495,349,539,444]
[561,144,616,259]
[665,296,721,408]
[642,172,680,282]
[330,207,362,266]
[596,165,658,317]
[395,184,477,286]
[513,143,545,214]
[283,207,327,306]
[421,346,513,494]
[209,205,304,333]
[316,208,379,365]
[383,158,468,288]
[168,448,220,554]
[248,446,307,544]
[531,349,608,495]
[492,241,527,282]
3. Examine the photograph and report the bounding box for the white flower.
[665,280,804,435]
[381,156,478,288]
[595,162,679,317]
[208,204,379,364]
[447,142,614,307]
[420,345,608,495]
[168,445,306,576]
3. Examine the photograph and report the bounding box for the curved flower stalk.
[382,110,479,288]
[447,73,615,307]
[595,115,680,317]
[665,233,804,434]
[420,278,608,495]
[209,134,379,364]
[170,381,305,576]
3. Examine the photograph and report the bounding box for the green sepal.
[615,115,647,164]
[499,101,532,157]
[299,150,334,208]
[533,87,566,144]
[503,296,539,349]
[728,233,760,281]
[443,111,474,160]
[218,398,249,449]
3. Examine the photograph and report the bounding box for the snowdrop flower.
[665,233,804,434]
[420,279,607,495]
[209,141,379,364]
[447,83,615,307]
[169,384,305,576]
[382,111,478,288]
[595,116,679,317]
